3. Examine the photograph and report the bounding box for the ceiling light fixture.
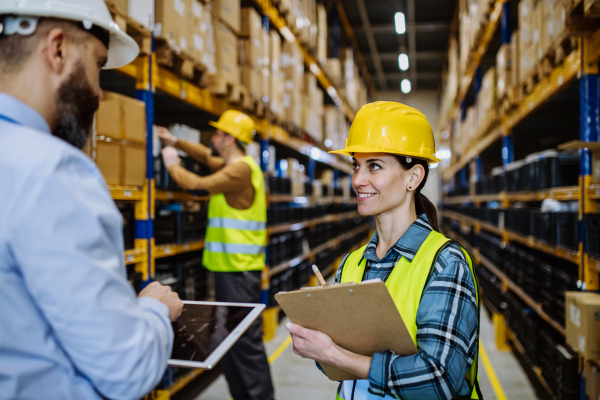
[398,53,409,71]
[395,12,406,34]
[401,79,411,94]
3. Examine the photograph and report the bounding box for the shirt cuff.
[368,351,391,397]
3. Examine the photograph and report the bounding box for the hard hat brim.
[103,26,140,69]
[208,120,253,144]
[329,145,441,164]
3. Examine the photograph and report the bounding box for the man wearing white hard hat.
[0,1,183,399]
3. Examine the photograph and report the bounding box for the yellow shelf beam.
[442,186,580,205]
[154,239,205,259]
[124,248,147,265]
[109,185,145,201]
[442,210,580,264]
[250,0,356,121]
[167,369,204,396]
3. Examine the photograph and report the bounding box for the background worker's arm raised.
[156,126,224,171]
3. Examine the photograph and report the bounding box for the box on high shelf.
[155,0,189,50]
[519,0,533,50]
[477,67,496,131]
[240,7,262,41]
[241,65,261,98]
[496,44,512,99]
[282,40,304,128]
[317,4,327,65]
[108,0,154,31]
[211,0,240,35]
[566,292,600,361]
[96,91,146,143]
[214,21,239,84]
[324,105,344,150]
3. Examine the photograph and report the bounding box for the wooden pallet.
[105,0,152,55]
[550,33,579,66]
[154,38,206,84]
[518,63,544,97]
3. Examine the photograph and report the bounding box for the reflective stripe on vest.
[203,155,267,272]
[335,230,482,400]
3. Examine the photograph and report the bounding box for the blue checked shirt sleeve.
[367,245,479,399]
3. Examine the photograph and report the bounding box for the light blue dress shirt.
[0,94,174,400]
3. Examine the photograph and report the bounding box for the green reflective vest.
[335,230,482,400]
[203,155,267,272]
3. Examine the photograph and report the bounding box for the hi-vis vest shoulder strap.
[335,230,483,400]
[203,156,267,272]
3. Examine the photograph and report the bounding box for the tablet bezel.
[168,301,265,369]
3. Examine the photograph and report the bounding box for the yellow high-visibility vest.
[335,230,482,400]
[203,156,266,272]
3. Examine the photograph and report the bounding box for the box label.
[570,303,581,327]
[580,334,586,352]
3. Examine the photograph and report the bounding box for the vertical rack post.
[580,38,600,291]
[501,1,511,44]
[134,42,155,287]
[502,135,514,167]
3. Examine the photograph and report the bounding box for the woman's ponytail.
[416,193,439,232]
[394,155,439,232]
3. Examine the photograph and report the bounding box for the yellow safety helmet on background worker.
[209,110,256,144]
[329,101,441,163]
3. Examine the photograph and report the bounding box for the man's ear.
[44,28,67,74]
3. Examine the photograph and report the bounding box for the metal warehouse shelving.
[438,2,600,396]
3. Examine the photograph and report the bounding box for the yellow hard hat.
[329,101,440,163]
[209,110,256,144]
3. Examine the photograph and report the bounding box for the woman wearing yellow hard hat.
[286,102,482,399]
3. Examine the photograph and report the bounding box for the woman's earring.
[408,186,412,190]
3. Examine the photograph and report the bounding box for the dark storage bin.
[530,210,554,244]
[154,210,206,245]
[518,161,538,191]
[553,212,579,250]
[155,156,181,190]
[538,154,579,189]
[584,213,600,257]
[304,181,313,196]
[505,208,531,236]
[118,203,136,250]
[505,167,520,192]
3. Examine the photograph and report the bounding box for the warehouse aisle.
[196,304,538,399]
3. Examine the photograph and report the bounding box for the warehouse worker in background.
[157,110,275,400]
[285,102,482,399]
[0,1,182,399]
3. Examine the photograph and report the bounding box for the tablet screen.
[171,304,254,362]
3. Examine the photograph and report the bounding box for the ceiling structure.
[326,0,458,92]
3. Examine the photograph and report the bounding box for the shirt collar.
[362,214,434,263]
[0,93,51,134]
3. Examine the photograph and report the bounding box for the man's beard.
[51,61,99,149]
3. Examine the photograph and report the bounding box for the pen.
[311,264,327,286]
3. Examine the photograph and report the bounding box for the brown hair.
[393,155,439,231]
[0,18,87,75]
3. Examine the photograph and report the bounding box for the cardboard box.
[122,96,146,143]
[241,65,261,95]
[317,4,327,65]
[585,361,600,400]
[553,4,567,45]
[111,0,129,15]
[566,292,600,360]
[96,141,122,186]
[155,0,186,47]
[97,92,122,139]
[129,0,155,30]
[240,7,262,39]
[540,15,553,57]
[214,22,239,83]
[270,30,281,73]
[212,0,240,34]
[240,38,261,69]
[531,3,542,61]
[261,28,270,71]
[520,45,536,79]
[511,30,520,86]
[122,144,146,186]
[496,44,512,97]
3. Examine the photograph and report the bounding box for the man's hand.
[138,281,183,322]
[156,126,178,147]
[161,147,181,169]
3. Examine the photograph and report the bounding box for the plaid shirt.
[333,214,479,399]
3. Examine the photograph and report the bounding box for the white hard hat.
[0,0,139,69]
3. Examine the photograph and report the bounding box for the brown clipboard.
[275,280,417,381]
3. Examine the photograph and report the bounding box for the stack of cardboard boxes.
[317,4,327,66]
[324,105,348,152]
[301,73,324,142]
[93,91,147,187]
[496,43,513,100]
[240,7,264,96]
[282,41,304,127]
[270,31,285,121]
[212,0,241,84]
